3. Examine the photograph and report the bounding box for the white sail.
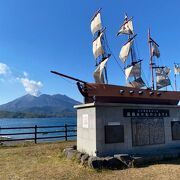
[156,78,171,89]
[151,42,160,58]
[91,12,102,35]
[127,77,145,88]
[93,58,108,84]
[125,66,133,79]
[156,68,171,89]
[164,66,171,75]
[92,33,104,59]
[117,18,134,36]
[174,64,180,75]
[119,40,133,63]
[125,63,141,80]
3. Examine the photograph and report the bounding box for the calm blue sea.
[0,117,77,142]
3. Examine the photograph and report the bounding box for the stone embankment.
[63,145,135,169]
[63,145,180,169]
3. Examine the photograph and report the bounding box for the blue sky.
[0,0,180,104]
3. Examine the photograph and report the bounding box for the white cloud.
[0,63,11,75]
[0,62,43,96]
[20,78,43,96]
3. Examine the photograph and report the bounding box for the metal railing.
[0,124,77,143]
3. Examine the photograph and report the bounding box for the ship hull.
[78,83,180,105]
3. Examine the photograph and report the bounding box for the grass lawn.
[0,141,180,180]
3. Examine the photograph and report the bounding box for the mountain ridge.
[0,94,80,117]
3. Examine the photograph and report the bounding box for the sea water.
[0,117,76,142]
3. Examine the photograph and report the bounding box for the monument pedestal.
[75,103,180,157]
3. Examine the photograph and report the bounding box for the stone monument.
[75,103,180,157]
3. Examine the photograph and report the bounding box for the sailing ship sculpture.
[51,9,180,105]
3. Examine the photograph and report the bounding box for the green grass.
[0,141,180,180]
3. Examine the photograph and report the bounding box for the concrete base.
[75,103,180,157]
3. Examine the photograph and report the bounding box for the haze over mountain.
[0,94,80,116]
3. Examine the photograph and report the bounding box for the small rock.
[81,154,89,165]
[103,157,126,169]
[76,152,84,161]
[63,147,73,156]
[114,154,134,167]
[88,156,103,169]
[72,145,77,150]
[66,149,77,160]
[132,156,142,166]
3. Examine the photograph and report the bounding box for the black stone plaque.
[171,121,180,140]
[105,125,124,144]
[124,109,169,117]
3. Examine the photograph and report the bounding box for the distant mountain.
[0,94,80,117]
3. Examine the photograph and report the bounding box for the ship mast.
[91,9,111,84]
[148,29,155,90]
[117,14,145,89]
[125,14,134,64]
[148,30,171,91]
[175,63,177,91]
[174,63,180,91]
